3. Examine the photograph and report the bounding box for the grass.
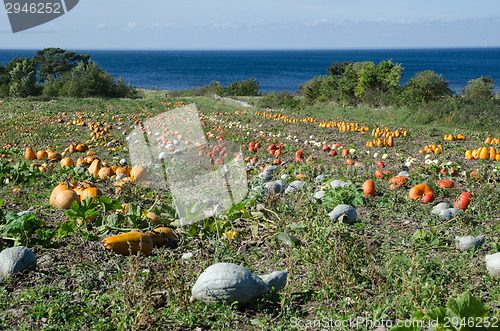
[0,93,500,329]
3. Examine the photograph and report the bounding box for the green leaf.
[488,310,500,331]
[3,212,40,236]
[56,220,78,238]
[97,196,122,214]
[446,291,489,321]
[106,214,126,228]
[35,229,55,244]
[187,225,197,236]
[425,307,457,331]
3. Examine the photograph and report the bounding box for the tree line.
[0,48,137,98]
[297,60,496,107]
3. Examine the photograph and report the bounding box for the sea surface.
[0,48,499,92]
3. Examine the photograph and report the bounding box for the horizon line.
[0,46,499,52]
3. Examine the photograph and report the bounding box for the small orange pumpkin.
[130,165,147,182]
[88,159,102,177]
[60,157,74,168]
[362,180,375,197]
[36,150,48,160]
[25,147,36,160]
[409,184,433,201]
[80,187,102,201]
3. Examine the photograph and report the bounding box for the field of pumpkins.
[1,95,500,329]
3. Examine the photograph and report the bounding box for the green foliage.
[57,61,136,98]
[221,77,260,96]
[8,58,41,97]
[0,48,136,98]
[0,210,54,247]
[298,75,323,105]
[327,61,353,76]
[257,91,299,109]
[402,70,454,106]
[0,161,44,185]
[322,185,365,209]
[424,291,491,331]
[0,64,9,97]
[64,198,100,223]
[298,60,403,106]
[461,76,496,100]
[32,47,90,83]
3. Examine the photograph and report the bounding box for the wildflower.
[223,230,237,240]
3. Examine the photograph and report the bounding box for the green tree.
[223,77,260,96]
[344,60,403,106]
[8,58,41,97]
[59,61,135,98]
[402,70,453,106]
[327,61,353,77]
[460,76,496,100]
[32,47,90,83]
[298,76,323,105]
[0,64,9,97]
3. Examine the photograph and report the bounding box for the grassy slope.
[0,94,500,330]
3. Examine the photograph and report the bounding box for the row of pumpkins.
[25,143,147,180]
[465,146,500,161]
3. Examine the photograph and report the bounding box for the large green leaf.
[447,291,489,321]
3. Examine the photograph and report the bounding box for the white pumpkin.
[485,252,500,277]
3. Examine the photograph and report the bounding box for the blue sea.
[0,48,499,92]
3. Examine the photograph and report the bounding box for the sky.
[1,0,500,49]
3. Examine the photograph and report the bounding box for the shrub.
[42,77,63,97]
[8,58,41,97]
[257,91,299,109]
[301,60,403,107]
[222,77,260,96]
[298,76,323,105]
[401,70,453,106]
[460,76,496,100]
[58,61,136,98]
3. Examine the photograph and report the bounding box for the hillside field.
[1,93,500,330]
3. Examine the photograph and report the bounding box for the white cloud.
[127,21,137,29]
[211,22,243,29]
[312,18,329,26]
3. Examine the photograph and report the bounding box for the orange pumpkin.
[88,159,102,177]
[436,179,454,188]
[389,176,408,188]
[36,150,48,160]
[48,151,62,161]
[130,165,147,182]
[145,227,179,247]
[479,146,489,159]
[54,189,79,209]
[454,192,472,211]
[60,157,74,168]
[362,180,375,197]
[98,167,112,179]
[115,167,128,175]
[25,147,36,160]
[409,184,434,201]
[75,144,88,152]
[80,187,102,201]
[50,183,70,207]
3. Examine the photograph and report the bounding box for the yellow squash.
[101,232,153,256]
